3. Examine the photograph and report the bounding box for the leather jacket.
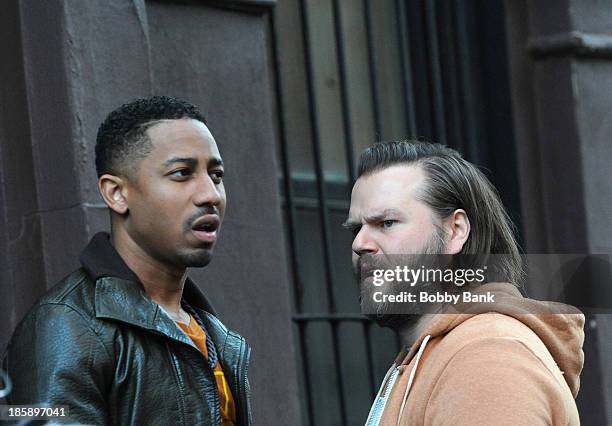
[3,233,253,425]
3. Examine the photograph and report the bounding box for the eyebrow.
[341,219,359,230]
[342,209,403,229]
[163,156,224,168]
[164,157,197,168]
[208,157,224,167]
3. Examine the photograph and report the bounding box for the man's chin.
[179,249,213,268]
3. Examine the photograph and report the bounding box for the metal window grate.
[269,1,520,424]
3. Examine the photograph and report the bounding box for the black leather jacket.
[3,233,253,425]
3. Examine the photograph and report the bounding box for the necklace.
[181,300,218,370]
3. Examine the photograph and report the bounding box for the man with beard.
[344,141,584,425]
[3,96,251,425]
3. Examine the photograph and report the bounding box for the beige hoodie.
[366,282,585,426]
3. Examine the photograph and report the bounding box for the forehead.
[145,118,220,160]
[349,164,426,215]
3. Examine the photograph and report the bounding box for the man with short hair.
[346,141,584,425]
[3,96,252,425]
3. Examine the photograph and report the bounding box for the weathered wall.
[0,1,300,423]
[505,0,612,423]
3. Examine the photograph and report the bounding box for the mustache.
[353,252,449,282]
[353,254,392,281]
[183,206,220,231]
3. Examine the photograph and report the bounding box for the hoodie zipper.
[366,335,432,426]
[365,365,401,426]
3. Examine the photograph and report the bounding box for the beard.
[356,228,447,331]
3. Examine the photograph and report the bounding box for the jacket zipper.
[168,338,222,425]
[167,342,187,426]
[235,337,251,426]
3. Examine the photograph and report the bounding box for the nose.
[352,226,378,257]
[193,174,223,207]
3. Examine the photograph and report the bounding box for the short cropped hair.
[357,140,523,285]
[95,95,206,178]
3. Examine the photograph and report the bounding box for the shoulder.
[4,296,114,405]
[432,313,569,390]
[7,268,112,358]
[36,268,97,318]
[420,314,577,425]
[438,313,552,357]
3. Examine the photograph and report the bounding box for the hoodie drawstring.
[397,335,431,426]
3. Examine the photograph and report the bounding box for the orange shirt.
[177,315,236,425]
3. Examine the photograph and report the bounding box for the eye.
[169,168,193,179]
[210,170,224,184]
[381,220,396,229]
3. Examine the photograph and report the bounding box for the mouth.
[190,215,220,244]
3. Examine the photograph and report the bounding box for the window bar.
[296,324,313,425]
[423,0,447,145]
[364,321,378,396]
[395,0,418,137]
[364,0,383,139]
[332,0,379,398]
[268,11,314,425]
[405,0,434,138]
[331,0,356,182]
[299,1,348,424]
[452,0,482,163]
[438,0,464,153]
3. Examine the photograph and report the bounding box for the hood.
[403,282,585,397]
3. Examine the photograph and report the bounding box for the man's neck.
[111,229,188,322]
[396,300,449,350]
[397,313,438,350]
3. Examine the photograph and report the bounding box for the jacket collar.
[80,231,139,283]
[80,232,219,347]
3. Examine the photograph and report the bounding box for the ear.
[98,174,129,215]
[443,209,470,255]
